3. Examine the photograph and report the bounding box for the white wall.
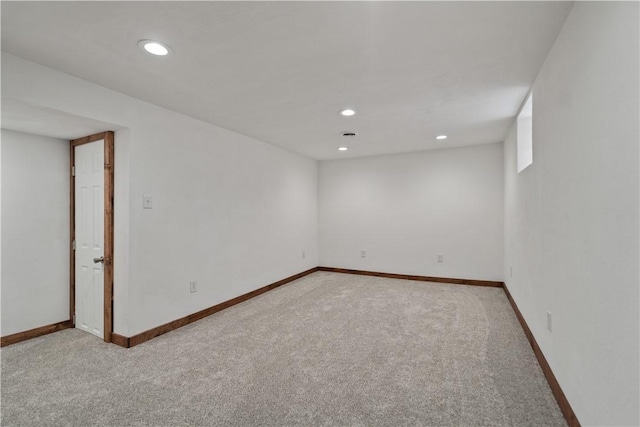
[503,2,639,425]
[2,53,319,337]
[1,129,69,335]
[320,143,503,281]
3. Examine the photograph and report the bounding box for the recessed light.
[138,40,171,56]
[338,147,348,151]
[340,109,356,117]
[436,135,448,140]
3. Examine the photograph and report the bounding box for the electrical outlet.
[143,194,153,209]
[190,281,197,294]
[437,254,444,263]
[361,250,366,258]
[546,311,552,333]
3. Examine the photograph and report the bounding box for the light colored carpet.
[1,271,565,426]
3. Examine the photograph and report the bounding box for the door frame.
[70,131,115,343]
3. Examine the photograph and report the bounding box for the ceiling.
[1,1,573,160]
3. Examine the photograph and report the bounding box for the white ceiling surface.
[1,2,573,160]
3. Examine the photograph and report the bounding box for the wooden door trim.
[70,131,115,343]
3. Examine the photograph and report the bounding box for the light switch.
[143,194,152,209]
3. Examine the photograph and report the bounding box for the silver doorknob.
[93,256,105,264]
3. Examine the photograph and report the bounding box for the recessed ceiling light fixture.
[338,147,348,151]
[436,135,448,140]
[138,40,171,56]
[340,109,356,117]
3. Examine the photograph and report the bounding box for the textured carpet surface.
[1,272,565,426]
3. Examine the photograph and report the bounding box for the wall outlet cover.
[143,194,153,209]
[546,311,552,333]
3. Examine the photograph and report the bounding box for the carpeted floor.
[1,272,565,426]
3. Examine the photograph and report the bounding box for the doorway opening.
[70,131,114,343]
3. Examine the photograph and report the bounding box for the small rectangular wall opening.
[517,93,533,173]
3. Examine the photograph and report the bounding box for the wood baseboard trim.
[1,320,73,347]
[316,267,504,288]
[110,333,130,348]
[113,267,319,348]
[503,284,580,427]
